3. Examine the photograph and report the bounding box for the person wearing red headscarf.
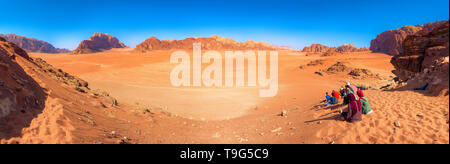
[357,90,373,114]
[332,90,340,102]
[340,93,362,122]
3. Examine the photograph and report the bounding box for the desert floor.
[21,49,448,144]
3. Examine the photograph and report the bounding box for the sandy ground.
[7,48,446,144]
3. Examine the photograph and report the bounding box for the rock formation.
[0,34,69,53]
[133,35,291,53]
[336,44,358,52]
[303,44,369,56]
[302,44,332,53]
[0,38,45,118]
[72,33,127,54]
[390,20,449,96]
[370,20,448,56]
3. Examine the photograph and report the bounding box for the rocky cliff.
[390,21,449,96]
[72,33,127,54]
[0,34,69,53]
[370,20,448,56]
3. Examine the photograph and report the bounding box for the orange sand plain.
[16,49,448,144]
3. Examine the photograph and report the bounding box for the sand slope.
[310,90,449,144]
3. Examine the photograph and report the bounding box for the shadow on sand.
[305,104,345,124]
[383,84,448,97]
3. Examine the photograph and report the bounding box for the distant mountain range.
[0,34,70,53]
[133,35,293,53]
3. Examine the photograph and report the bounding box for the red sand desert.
[1,21,449,144]
[13,48,446,144]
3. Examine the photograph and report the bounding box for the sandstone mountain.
[72,33,127,54]
[302,44,332,53]
[302,43,369,55]
[390,20,449,96]
[0,34,69,53]
[134,35,291,53]
[370,20,448,56]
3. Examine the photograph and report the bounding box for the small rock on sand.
[271,127,282,133]
[280,110,287,117]
[394,121,401,128]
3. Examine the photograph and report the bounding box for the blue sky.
[0,0,448,50]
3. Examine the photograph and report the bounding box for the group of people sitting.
[323,82,373,122]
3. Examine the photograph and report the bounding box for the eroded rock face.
[0,39,45,118]
[336,44,358,52]
[370,20,448,56]
[134,35,289,53]
[0,86,17,118]
[390,21,449,95]
[303,44,369,54]
[302,44,332,53]
[72,33,127,54]
[0,34,69,53]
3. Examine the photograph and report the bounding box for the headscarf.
[346,88,352,94]
[348,93,362,115]
[357,90,366,101]
[332,90,340,100]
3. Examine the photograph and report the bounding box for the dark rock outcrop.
[0,34,69,53]
[72,33,127,54]
[390,21,449,95]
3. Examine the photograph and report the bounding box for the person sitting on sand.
[342,88,352,105]
[414,83,429,90]
[324,92,331,103]
[357,90,373,114]
[332,90,340,102]
[325,93,338,106]
[346,82,358,94]
[340,93,362,122]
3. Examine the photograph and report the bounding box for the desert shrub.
[75,86,86,93]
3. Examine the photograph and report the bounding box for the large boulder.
[390,21,449,95]
[72,33,127,54]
